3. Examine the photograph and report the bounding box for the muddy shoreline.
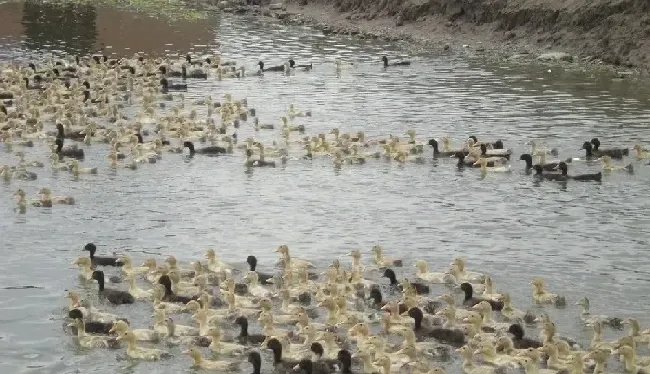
[215,0,648,77]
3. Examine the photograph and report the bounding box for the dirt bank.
[228,0,650,73]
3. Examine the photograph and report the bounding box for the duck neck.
[525,363,539,374]
[198,318,209,336]
[325,307,338,325]
[126,339,138,353]
[622,354,636,372]
[208,334,221,350]
[281,298,290,312]
[361,355,376,372]
[239,321,249,337]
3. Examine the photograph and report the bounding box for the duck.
[38,188,74,205]
[559,162,603,182]
[234,316,266,345]
[519,153,559,172]
[91,270,134,304]
[244,149,276,167]
[532,164,568,181]
[54,138,84,159]
[413,260,454,283]
[125,273,154,300]
[611,346,650,374]
[501,294,535,323]
[575,296,623,328]
[183,140,227,156]
[382,269,430,294]
[508,324,542,348]
[245,255,274,284]
[590,138,629,158]
[460,283,504,310]
[117,331,171,360]
[406,307,465,347]
[473,157,511,173]
[160,77,187,92]
[158,274,197,304]
[473,341,521,368]
[69,159,97,175]
[257,61,285,72]
[531,278,566,306]
[382,56,411,67]
[67,318,119,348]
[205,248,233,273]
[206,327,246,355]
[428,138,459,158]
[450,258,485,283]
[266,337,302,371]
[601,155,633,172]
[288,59,313,71]
[67,309,115,334]
[371,245,402,267]
[633,144,650,159]
[456,345,503,374]
[109,320,160,342]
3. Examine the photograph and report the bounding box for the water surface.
[1,2,650,373]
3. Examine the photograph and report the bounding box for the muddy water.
[1,2,650,373]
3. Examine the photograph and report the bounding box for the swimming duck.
[158,274,197,304]
[382,56,411,67]
[83,243,122,267]
[257,61,285,72]
[125,273,153,300]
[519,153,559,172]
[67,308,115,335]
[234,316,266,345]
[118,330,170,360]
[532,164,568,181]
[91,270,134,305]
[160,77,187,92]
[68,318,119,349]
[474,157,511,173]
[266,337,302,371]
[508,324,542,348]
[612,345,650,374]
[501,294,535,323]
[407,307,465,347]
[559,162,603,182]
[183,140,227,156]
[69,159,97,175]
[601,155,633,172]
[456,345,503,374]
[531,278,566,306]
[288,59,313,71]
[371,245,402,267]
[382,269,430,294]
[110,319,160,343]
[54,138,84,159]
[575,296,623,328]
[460,283,504,310]
[633,144,650,159]
[428,138,459,158]
[245,255,273,284]
[590,138,629,158]
[245,148,275,167]
[473,341,521,368]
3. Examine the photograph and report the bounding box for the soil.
[219,0,650,74]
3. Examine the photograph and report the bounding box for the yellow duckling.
[109,320,160,342]
[243,271,272,298]
[117,330,170,360]
[601,155,633,172]
[107,151,137,170]
[614,345,650,373]
[68,318,119,348]
[205,248,232,273]
[276,244,314,269]
[69,159,98,175]
[185,347,240,371]
[501,293,535,323]
[49,153,70,171]
[473,341,521,368]
[473,157,511,173]
[120,255,150,276]
[39,187,74,205]
[352,349,380,374]
[531,278,566,306]
[371,245,402,267]
[456,345,499,374]
[633,144,650,159]
[207,327,245,355]
[414,260,454,283]
[124,273,154,300]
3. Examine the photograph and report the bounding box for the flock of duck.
[2,52,650,372]
[67,242,650,374]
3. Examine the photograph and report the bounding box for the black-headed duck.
[559,162,602,182]
[508,323,542,348]
[266,337,301,370]
[289,59,313,71]
[519,153,559,172]
[407,307,465,347]
[160,77,187,92]
[590,138,628,158]
[84,243,122,267]
[532,164,568,181]
[183,141,227,156]
[68,308,114,334]
[258,61,285,72]
[234,316,266,345]
[337,350,354,373]
[382,56,411,67]
[428,139,457,158]
[305,342,339,373]
[460,282,504,310]
[248,351,263,374]
[246,255,273,285]
[245,149,276,168]
[55,139,85,161]
[382,269,430,294]
[91,270,134,305]
[157,274,197,304]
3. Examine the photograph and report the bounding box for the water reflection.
[1,1,220,58]
[22,0,97,55]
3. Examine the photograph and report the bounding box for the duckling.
[68,318,119,348]
[382,56,411,67]
[531,278,566,306]
[474,157,511,173]
[501,294,536,323]
[109,320,160,342]
[519,356,559,374]
[125,273,153,300]
[184,347,239,371]
[38,187,74,205]
[575,296,623,328]
[371,245,402,267]
[118,331,170,360]
[206,327,246,355]
[473,341,521,368]
[69,159,97,176]
[624,318,650,343]
[244,271,272,298]
[633,144,650,159]
[160,77,187,92]
[601,155,633,172]
[456,345,503,374]
[414,260,454,283]
[612,345,650,374]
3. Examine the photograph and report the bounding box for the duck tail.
[554,295,567,308]
[625,163,634,173]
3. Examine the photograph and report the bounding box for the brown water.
[1,1,650,373]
